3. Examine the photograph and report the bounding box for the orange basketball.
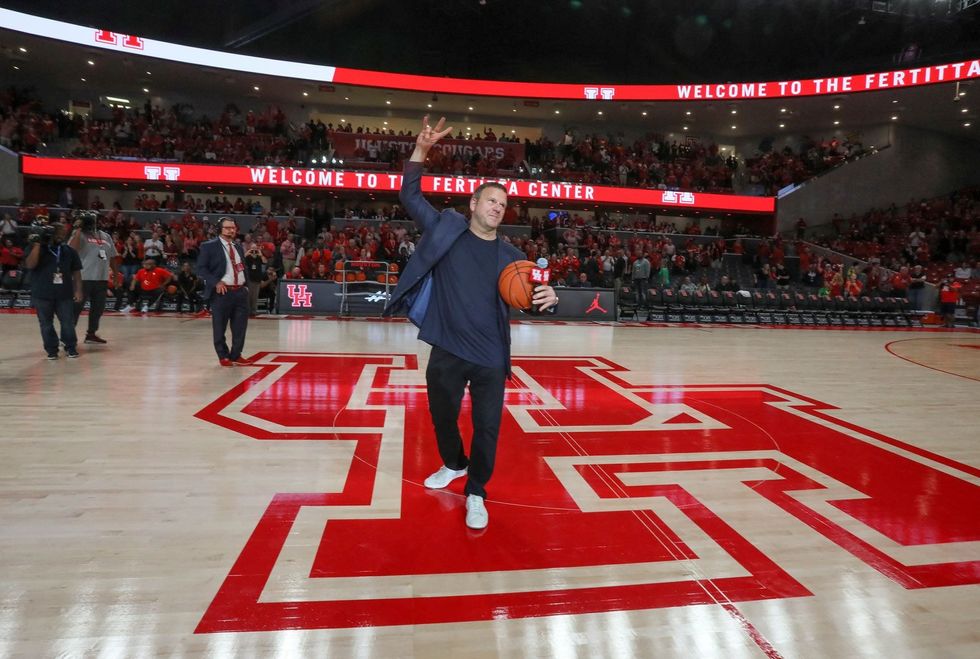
[498,260,536,310]
[166,284,178,295]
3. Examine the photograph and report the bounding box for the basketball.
[166,284,178,295]
[498,260,536,310]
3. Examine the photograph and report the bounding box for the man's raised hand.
[416,115,453,152]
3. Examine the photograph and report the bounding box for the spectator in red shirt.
[124,258,172,312]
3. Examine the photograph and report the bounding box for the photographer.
[244,244,267,315]
[175,261,202,313]
[24,221,83,359]
[68,211,118,344]
[258,265,278,313]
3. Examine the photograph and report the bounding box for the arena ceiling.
[2,1,979,143]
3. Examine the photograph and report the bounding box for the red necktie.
[228,242,240,285]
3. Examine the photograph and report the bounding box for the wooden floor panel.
[1,313,977,657]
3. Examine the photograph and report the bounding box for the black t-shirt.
[30,243,81,300]
[178,271,200,291]
[420,231,506,369]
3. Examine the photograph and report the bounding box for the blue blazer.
[197,237,245,301]
[383,161,523,366]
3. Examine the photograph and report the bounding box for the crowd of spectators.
[803,187,980,285]
[743,135,870,195]
[3,85,869,197]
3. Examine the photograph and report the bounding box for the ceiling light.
[960,91,967,97]
[554,110,560,114]
[779,123,785,128]
[302,91,309,97]
[833,104,840,110]
[683,126,689,130]
[730,109,737,115]
[730,125,737,129]
[965,122,972,127]
[512,108,517,112]
[142,87,149,93]
[891,115,898,120]
[253,85,260,91]
[962,108,968,113]
[426,103,432,108]
[12,65,19,70]
[641,111,647,116]
[18,47,26,53]
[87,60,94,66]
[833,120,840,125]
[468,106,474,110]
[344,96,350,100]
[146,71,152,75]
[383,121,388,125]
[597,111,603,115]
[385,99,391,105]
[780,108,787,113]
[892,99,898,104]
[685,110,692,116]
[80,78,87,82]
[106,96,130,104]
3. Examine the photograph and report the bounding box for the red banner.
[330,132,524,164]
[20,156,775,214]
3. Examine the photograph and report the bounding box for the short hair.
[218,216,238,229]
[472,182,507,202]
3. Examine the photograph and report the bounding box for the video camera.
[29,224,56,245]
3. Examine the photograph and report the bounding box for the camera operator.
[24,221,83,359]
[175,261,203,313]
[244,244,267,315]
[258,265,278,313]
[68,211,118,344]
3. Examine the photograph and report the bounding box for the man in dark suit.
[196,217,250,366]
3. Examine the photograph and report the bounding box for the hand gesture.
[415,115,453,153]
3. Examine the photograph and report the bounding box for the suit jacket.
[383,161,523,369]
[197,237,245,301]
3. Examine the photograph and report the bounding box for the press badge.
[53,272,64,285]
[99,249,107,260]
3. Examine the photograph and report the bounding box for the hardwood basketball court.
[1,312,978,657]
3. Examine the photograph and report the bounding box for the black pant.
[74,280,108,334]
[633,277,648,305]
[34,296,77,354]
[128,285,165,310]
[425,345,507,499]
[177,290,202,313]
[210,287,249,360]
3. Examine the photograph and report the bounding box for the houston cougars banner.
[2,8,979,101]
[20,156,776,213]
[330,132,525,164]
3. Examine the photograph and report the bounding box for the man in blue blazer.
[196,217,250,366]
[384,116,558,530]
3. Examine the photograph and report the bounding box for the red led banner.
[333,60,980,101]
[21,156,775,214]
[1,8,977,102]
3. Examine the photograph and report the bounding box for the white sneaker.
[141,304,149,313]
[465,494,488,529]
[423,465,467,489]
[120,305,133,313]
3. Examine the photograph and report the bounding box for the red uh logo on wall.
[94,30,144,50]
[144,166,180,181]
[286,284,313,307]
[584,87,615,100]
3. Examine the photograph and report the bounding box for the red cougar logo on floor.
[194,353,980,633]
[285,284,313,307]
